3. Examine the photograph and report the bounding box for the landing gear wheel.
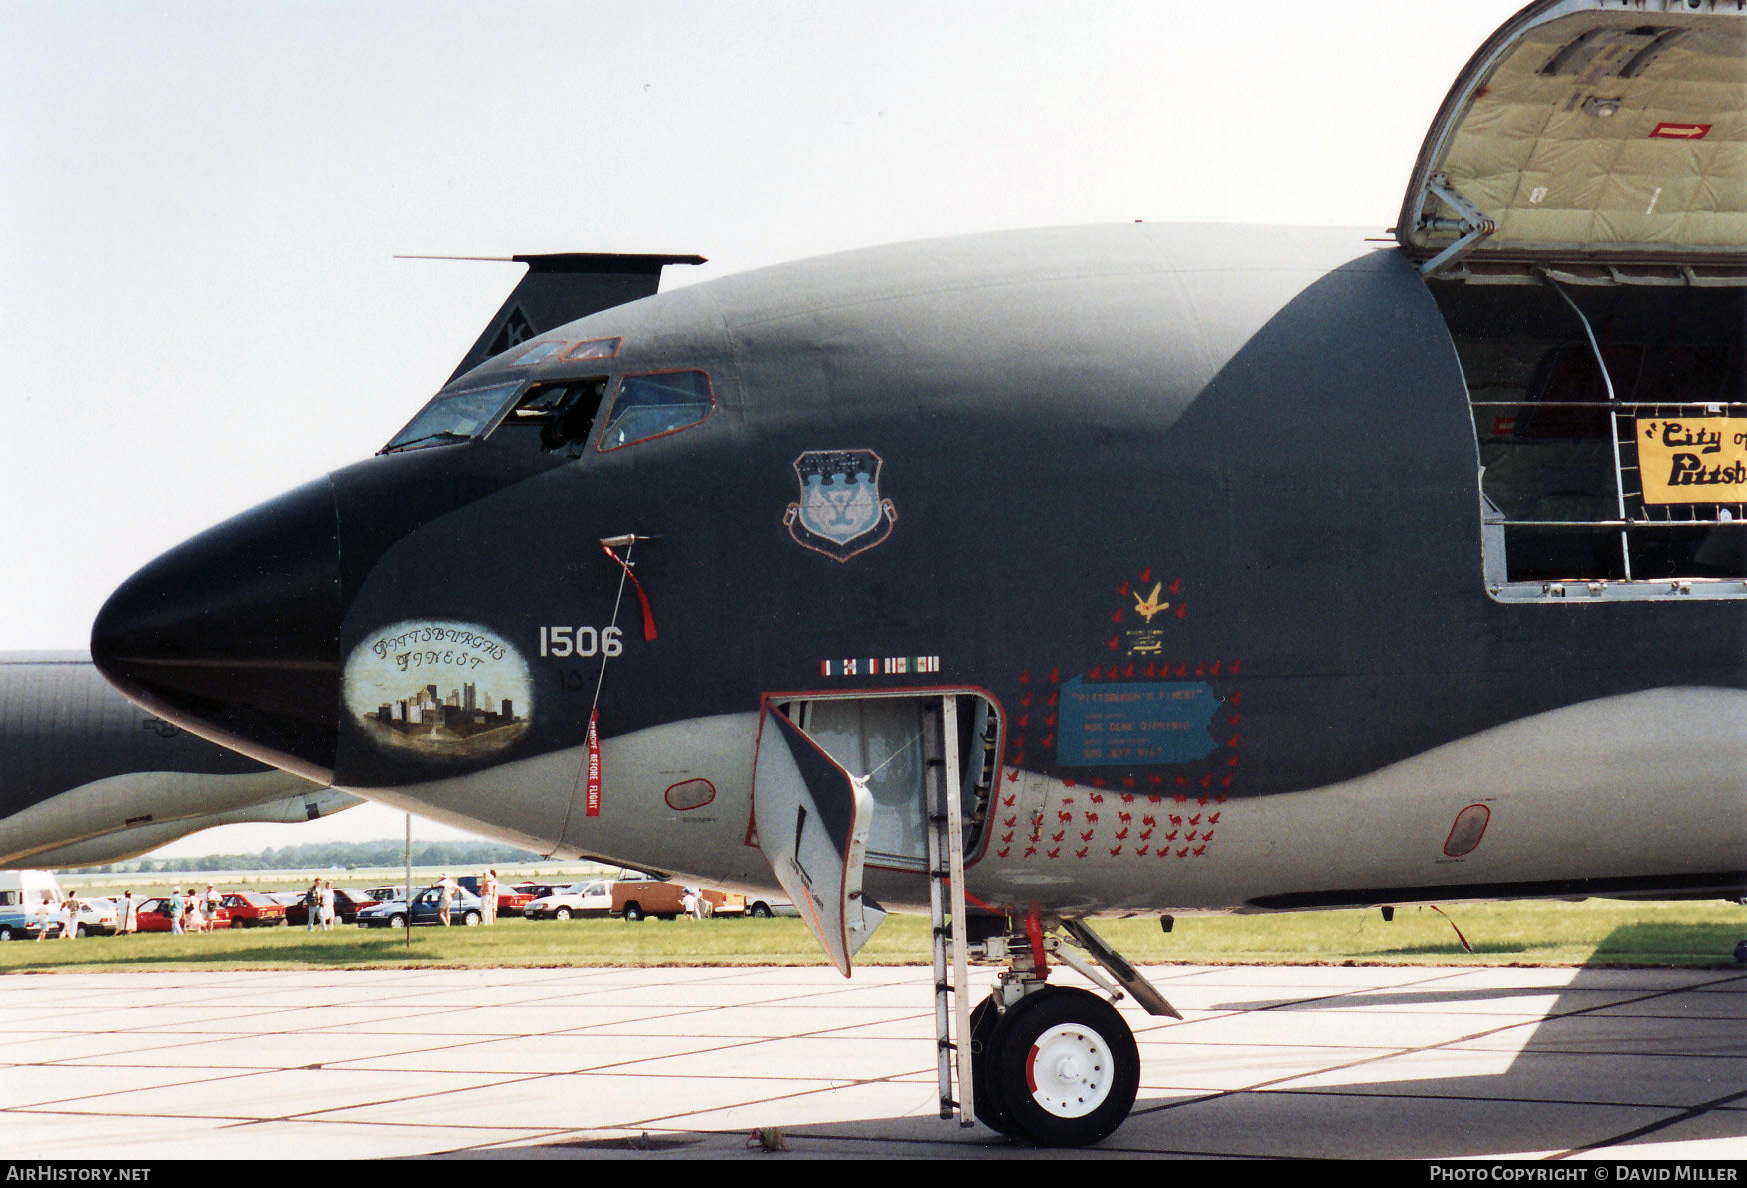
[988,986,1138,1147]
[969,995,1016,1137]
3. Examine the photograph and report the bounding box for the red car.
[283,888,379,927]
[493,887,534,915]
[218,892,286,927]
[463,877,533,916]
[133,897,231,932]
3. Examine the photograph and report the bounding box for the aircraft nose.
[91,477,343,784]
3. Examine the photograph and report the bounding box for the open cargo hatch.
[1399,0,1746,276]
[1410,3,1745,601]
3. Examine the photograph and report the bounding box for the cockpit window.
[382,381,521,453]
[562,337,622,362]
[510,341,566,367]
[494,380,609,456]
[598,370,714,450]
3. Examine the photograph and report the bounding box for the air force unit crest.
[784,449,898,562]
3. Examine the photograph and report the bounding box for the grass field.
[1,898,1739,973]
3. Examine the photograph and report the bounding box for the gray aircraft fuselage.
[88,222,1746,915]
[0,653,355,868]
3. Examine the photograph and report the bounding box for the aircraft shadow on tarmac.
[518,926,1747,1158]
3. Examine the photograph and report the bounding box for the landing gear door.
[752,703,887,976]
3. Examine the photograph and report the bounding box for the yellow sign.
[1636,416,1747,505]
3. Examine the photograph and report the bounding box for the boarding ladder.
[923,697,976,1126]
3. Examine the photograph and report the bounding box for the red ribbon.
[600,544,658,641]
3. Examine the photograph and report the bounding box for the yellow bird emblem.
[1132,582,1169,622]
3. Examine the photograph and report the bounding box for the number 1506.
[538,626,624,658]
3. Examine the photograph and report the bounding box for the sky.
[0,0,1529,854]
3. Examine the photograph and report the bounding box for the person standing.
[436,874,455,926]
[169,888,185,936]
[319,881,336,931]
[205,884,222,927]
[303,880,320,931]
[482,870,498,925]
[186,888,205,934]
[119,890,136,936]
[60,896,78,939]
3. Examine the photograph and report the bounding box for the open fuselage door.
[751,703,887,975]
[1399,0,1745,599]
[1399,0,1745,277]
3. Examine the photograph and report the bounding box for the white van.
[0,870,65,940]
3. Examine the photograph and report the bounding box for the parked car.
[0,904,59,940]
[284,888,379,927]
[457,877,535,916]
[0,870,65,939]
[356,885,484,929]
[132,897,231,932]
[68,897,120,937]
[743,897,798,918]
[610,873,744,921]
[511,882,564,902]
[218,892,287,927]
[523,880,612,920]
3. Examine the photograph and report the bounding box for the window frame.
[595,367,717,453]
[381,379,527,454]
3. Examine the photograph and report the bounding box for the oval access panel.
[665,779,717,811]
[1443,804,1491,857]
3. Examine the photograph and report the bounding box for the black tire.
[969,995,1016,1137]
[462,911,481,927]
[749,902,773,919]
[555,907,572,921]
[76,924,89,938]
[0,927,12,942]
[987,986,1138,1147]
[623,903,644,921]
[388,913,407,930]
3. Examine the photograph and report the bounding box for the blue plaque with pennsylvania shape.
[1057,677,1220,767]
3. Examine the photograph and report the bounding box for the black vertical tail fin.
[445,252,706,384]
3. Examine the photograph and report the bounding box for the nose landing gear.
[976,986,1140,1146]
[962,914,1176,1146]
